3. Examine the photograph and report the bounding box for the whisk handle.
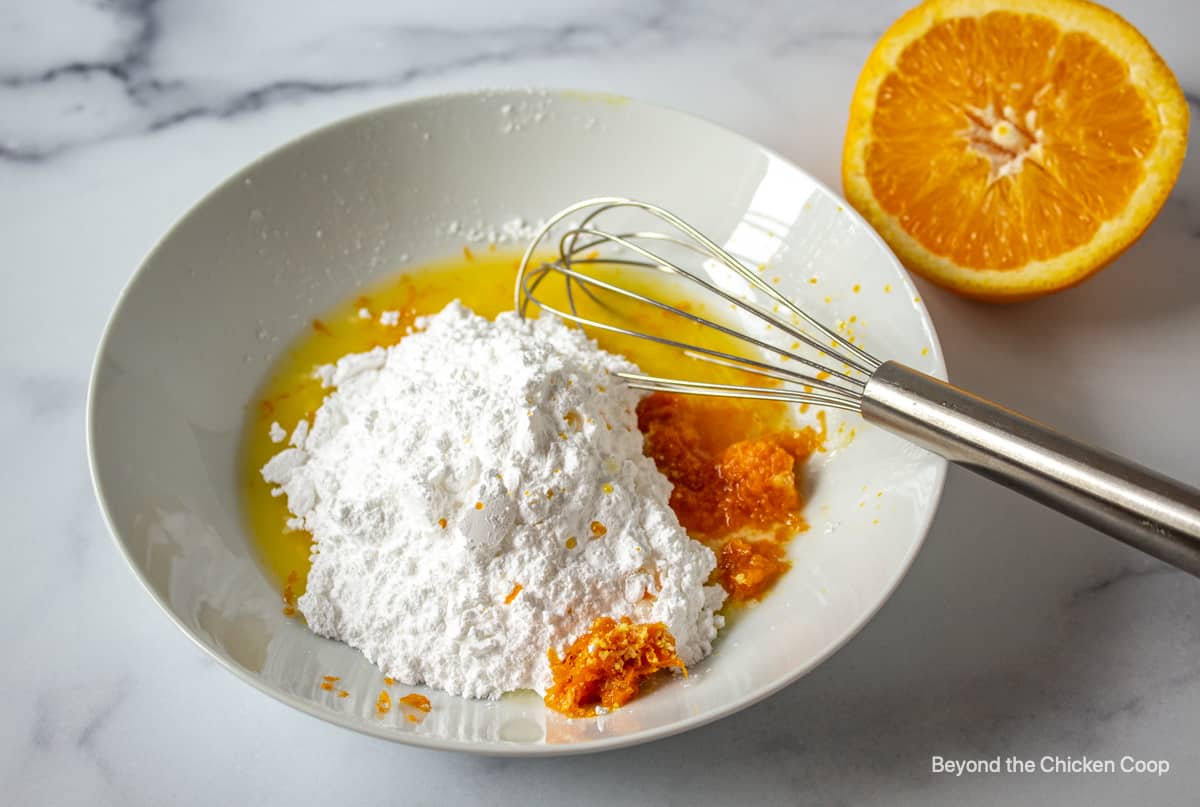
[861,361,1200,576]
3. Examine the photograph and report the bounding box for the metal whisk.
[516,198,1200,576]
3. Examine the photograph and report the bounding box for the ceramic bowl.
[88,89,947,754]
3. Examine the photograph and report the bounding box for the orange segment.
[842,0,1188,301]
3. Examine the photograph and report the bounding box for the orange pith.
[842,0,1188,301]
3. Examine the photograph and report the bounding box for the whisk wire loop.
[516,198,877,410]
[523,260,863,401]
[568,228,875,379]
[572,199,880,371]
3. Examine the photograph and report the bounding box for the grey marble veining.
[2,0,1199,804]
[0,0,883,162]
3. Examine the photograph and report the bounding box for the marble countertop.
[3,0,1198,803]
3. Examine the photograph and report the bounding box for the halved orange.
[842,0,1188,301]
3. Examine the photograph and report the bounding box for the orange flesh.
[866,11,1158,270]
[544,616,685,718]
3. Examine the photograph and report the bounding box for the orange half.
[842,0,1189,301]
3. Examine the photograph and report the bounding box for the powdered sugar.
[442,217,543,245]
[261,302,724,699]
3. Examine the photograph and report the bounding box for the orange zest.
[544,617,685,718]
[399,693,432,712]
[842,0,1188,301]
[281,570,300,617]
[635,392,822,604]
[636,392,819,537]
[718,538,790,602]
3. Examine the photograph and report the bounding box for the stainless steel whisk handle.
[862,361,1200,576]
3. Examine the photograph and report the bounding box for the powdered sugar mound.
[261,301,724,699]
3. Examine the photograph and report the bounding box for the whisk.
[516,198,1200,577]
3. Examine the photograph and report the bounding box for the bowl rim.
[86,87,948,756]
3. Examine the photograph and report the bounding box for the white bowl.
[88,89,947,754]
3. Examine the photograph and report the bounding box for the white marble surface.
[3,0,1198,803]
